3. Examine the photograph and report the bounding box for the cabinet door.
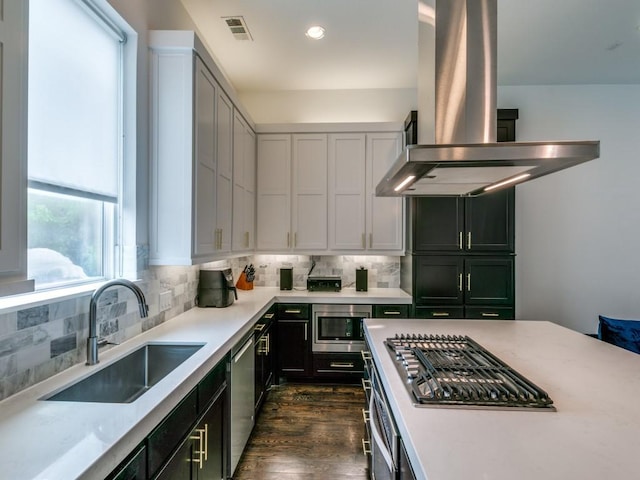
[193,58,218,258]
[464,257,514,305]
[216,89,233,253]
[232,113,248,251]
[194,389,226,480]
[328,134,366,250]
[106,444,147,480]
[245,129,256,249]
[277,319,311,377]
[413,197,464,252]
[465,188,514,252]
[0,0,30,292]
[414,256,464,305]
[256,135,291,250]
[148,389,198,478]
[367,133,404,251]
[155,438,196,480]
[292,134,328,250]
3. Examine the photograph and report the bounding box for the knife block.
[235,272,253,290]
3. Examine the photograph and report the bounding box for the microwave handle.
[369,392,395,471]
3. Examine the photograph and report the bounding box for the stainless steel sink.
[44,343,205,403]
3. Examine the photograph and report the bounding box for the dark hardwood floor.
[233,383,368,480]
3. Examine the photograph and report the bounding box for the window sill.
[0,281,107,314]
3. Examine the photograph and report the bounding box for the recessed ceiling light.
[305,25,325,40]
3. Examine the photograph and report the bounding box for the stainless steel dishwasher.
[230,332,255,475]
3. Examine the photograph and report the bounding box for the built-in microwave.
[311,304,372,353]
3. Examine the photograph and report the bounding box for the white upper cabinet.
[328,134,367,250]
[256,134,329,253]
[216,90,234,254]
[292,134,328,251]
[256,135,291,251]
[367,132,404,251]
[0,0,33,295]
[149,32,246,265]
[256,127,404,256]
[232,112,256,252]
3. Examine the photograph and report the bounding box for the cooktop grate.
[385,334,555,410]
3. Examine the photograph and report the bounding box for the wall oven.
[311,304,372,353]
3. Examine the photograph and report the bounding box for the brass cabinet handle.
[383,310,401,315]
[467,231,472,249]
[245,231,249,248]
[329,362,354,368]
[294,232,297,247]
[284,309,301,314]
[362,408,370,423]
[190,427,206,468]
[481,312,500,317]
[266,332,270,354]
[287,232,290,248]
[432,312,450,317]
[362,439,371,456]
[304,322,308,341]
[467,273,471,292]
[362,233,366,249]
[361,378,371,394]
[459,231,463,250]
[458,273,463,292]
[254,323,266,332]
[369,233,373,248]
[361,351,372,361]
[264,313,274,319]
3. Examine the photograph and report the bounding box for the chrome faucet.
[87,279,149,365]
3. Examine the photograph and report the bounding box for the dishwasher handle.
[233,336,254,362]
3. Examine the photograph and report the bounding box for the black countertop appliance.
[198,268,237,307]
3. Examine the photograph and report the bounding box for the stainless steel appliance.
[386,333,555,410]
[311,304,371,352]
[376,0,599,197]
[307,275,342,292]
[363,345,400,480]
[230,332,255,474]
[198,268,237,308]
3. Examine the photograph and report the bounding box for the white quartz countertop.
[364,318,640,480]
[0,287,410,480]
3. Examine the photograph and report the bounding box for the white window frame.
[26,0,139,291]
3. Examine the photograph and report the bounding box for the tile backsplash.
[0,254,398,401]
[251,255,400,289]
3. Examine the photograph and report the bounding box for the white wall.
[499,85,640,333]
[239,88,417,124]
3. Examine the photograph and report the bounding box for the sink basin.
[44,343,205,403]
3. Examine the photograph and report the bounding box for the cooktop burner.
[385,334,555,410]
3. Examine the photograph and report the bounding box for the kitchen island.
[0,287,409,480]
[365,318,640,480]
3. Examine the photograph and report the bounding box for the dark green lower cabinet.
[154,439,195,480]
[106,444,147,480]
[107,355,229,480]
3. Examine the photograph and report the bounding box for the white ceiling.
[179,0,640,93]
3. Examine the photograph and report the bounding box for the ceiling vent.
[223,16,253,41]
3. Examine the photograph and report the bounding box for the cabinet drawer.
[313,353,364,377]
[414,306,464,319]
[373,304,410,318]
[276,303,310,319]
[465,307,514,320]
[148,388,198,478]
[198,355,228,411]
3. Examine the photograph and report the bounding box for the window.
[28,0,127,289]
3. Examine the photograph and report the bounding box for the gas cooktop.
[385,334,555,410]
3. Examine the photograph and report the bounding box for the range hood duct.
[376,0,599,197]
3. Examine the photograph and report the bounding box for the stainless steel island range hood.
[376,0,600,197]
